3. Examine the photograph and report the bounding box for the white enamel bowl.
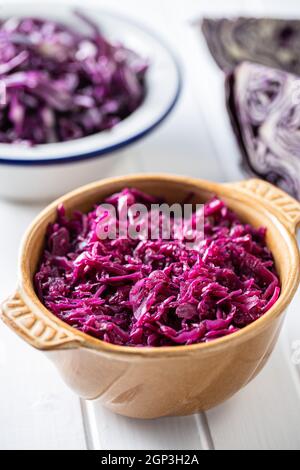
[0,2,182,201]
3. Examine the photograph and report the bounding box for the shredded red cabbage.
[35,188,280,347]
[0,11,148,145]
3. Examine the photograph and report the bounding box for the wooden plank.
[83,402,209,450]
[188,0,300,450]
[0,324,87,450]
[0,202,86,450]
[0,112,146,450]
[283,287,300,402]
[207,328,300,450]
[81,0,220,451]
[80,0,210,450]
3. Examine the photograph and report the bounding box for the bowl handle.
[1,291,84,351]
[225,179,300,235]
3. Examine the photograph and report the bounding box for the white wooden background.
[0,0,300,450]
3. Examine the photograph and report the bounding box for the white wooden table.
[1,0,300,450]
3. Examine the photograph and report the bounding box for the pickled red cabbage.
[35,188,280,347]
[0,11,148,145]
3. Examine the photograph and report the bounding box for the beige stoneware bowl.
[1,174,300,419]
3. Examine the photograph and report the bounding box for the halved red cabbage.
[201,17,300,74]
[226,62,300,200]
[35,188,280,347]
[0,11,148,145]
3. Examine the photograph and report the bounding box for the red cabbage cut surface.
[201,17,300,74]
[226,62,300,200]
[0,12,148,145]
[35,188,280,347]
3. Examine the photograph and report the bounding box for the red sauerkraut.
[0,11,148,145]
[35,188,280,347]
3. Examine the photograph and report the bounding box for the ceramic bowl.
[0,3,181,202]
[1,174,300,419]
